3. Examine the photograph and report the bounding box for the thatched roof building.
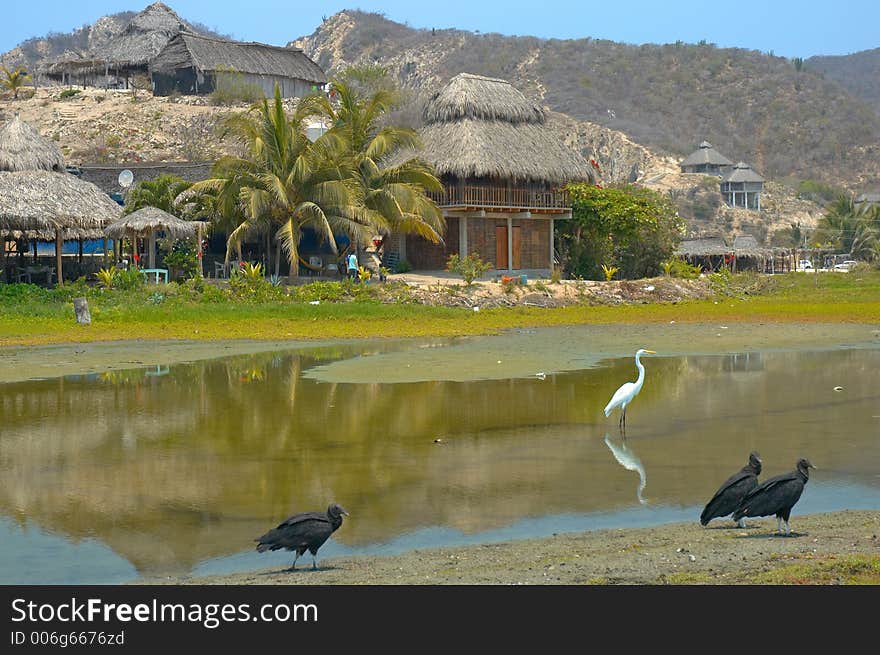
[732,234,763,256]
[150,33,327,98]
[680,141,734,175]
[99,1,191,68]
[413,73,594,184]
[675,236,730,257]
[105,206,200,239]
[386,73,594,273]
[0,170,122,232]
[721,162,764,210]
[0,115,65,173]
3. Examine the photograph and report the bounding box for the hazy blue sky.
[5,0,878,59]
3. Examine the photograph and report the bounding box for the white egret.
[603,349,656,430]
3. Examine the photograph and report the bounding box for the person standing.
[347,251,358,282]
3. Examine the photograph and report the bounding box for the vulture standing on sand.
[256,503,349,570]
[700,451,762,527]
[733,458,815,536]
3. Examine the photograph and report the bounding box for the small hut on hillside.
[721,162,764,210]
[680,141,734,176]
[150,33,326,98]
[0,115,65,173]
[390,73,594,273]
[45,2,192,88]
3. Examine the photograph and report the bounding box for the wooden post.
[507,216,513,272]
[55,228,63,286]
[73,297,91,325]
[148,230,156,269]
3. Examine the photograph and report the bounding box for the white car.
[797,260,813,271]
[833,260,857,271]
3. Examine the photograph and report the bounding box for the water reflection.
[604,433,647,504]
[1,344,879,582]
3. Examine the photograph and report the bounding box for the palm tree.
[189,85,368,277]
[1,66,31,99]
[813,194,878,260]
[125,174,193,214]
[315,76,445,248]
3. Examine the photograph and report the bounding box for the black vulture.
[733,458,815,535]
[256,503,349,570]
[700,451,762,527]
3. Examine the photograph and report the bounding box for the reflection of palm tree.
[604,433,647,504]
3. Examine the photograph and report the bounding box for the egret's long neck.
[633,354,646,391]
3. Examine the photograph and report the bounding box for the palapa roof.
[94,1,193,68]
[150,32,327,84]
[675,236,730,256]
[733,234,763,255]
[0,170,122,231]
[721,162,764,183]
[104,206,200,239]
[402,73,593,184]
[0,115,65,173]
[3,227,107,242]
[680,140,735,168]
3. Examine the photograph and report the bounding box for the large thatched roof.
[94,1,193,68]
[423,73,546,125]
[722,162,764,183]
[680,141,734,168]
[675,236,730,256]
[402,73,593,184]
[3,227,107,242]
[104,206,200,239]
[733,234,763,255]
[150,33,327,84]
[0,115,65,173]
[0,170,121,231]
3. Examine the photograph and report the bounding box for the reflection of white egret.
[604,433,647,505]
[603,349,655,431]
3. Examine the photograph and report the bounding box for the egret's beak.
[644,350,657,354]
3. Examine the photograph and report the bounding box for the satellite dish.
[118,169,134,188]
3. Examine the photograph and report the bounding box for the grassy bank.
[1,270,879,346]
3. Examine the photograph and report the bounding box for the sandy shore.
[145,510,880,585]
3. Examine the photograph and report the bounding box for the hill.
[807,48,880,115]
[292,11,880,190]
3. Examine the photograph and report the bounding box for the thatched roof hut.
[722,162,765,184]
[0,170,121,231]
[407,73,594,184]
[0,115,65,173]
[675,236,730,257]
[733,234,763,256]
[151,33,326,84]
[95,1,192,70]
[105,206,200,239]
[680,140,734,175]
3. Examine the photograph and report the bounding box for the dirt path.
[148,510,880,585]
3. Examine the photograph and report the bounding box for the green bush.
[209,68,265,105]
[446,252,492,286]
[163,240,201,280]
[393,259,412,274]
[58,89,81,100]
[228,263,286,302]
[661,257,702,279]
[115,268,146,291]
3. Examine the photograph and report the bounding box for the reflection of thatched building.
[392,73,594,272]
[680,141,734,176]
[150,33,327,98]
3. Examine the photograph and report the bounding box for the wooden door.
[495,225,508,269]
[511,226,521,270]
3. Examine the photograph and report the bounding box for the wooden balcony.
[428,186,571,212]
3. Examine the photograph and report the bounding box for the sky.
[4,0,879,59]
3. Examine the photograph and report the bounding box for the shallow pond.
[1,332,878,583]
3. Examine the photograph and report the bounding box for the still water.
[1,336,878,583]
